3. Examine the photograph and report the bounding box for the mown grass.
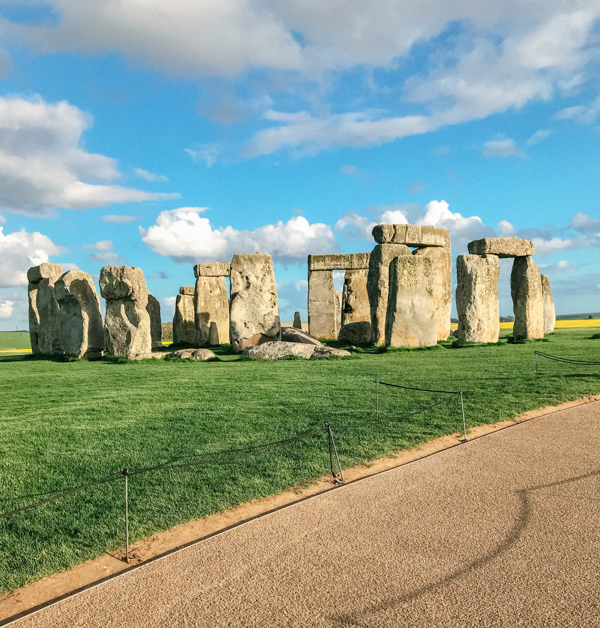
[0,332,31,351]
[0,328,599,593]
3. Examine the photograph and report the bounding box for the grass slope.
[0,329,599,593]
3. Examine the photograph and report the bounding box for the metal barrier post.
[122,468,130,564]
[325,422,344,485]
[460,392,467,442]
[375,379,379,421]
[535,351,538,375]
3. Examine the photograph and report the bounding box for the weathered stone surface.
[385,256,437,347]
[146,294,163,349]
[230,253,280,353]
[173,292,196,345]
[308,270,337,339]
[372,224,448,247]
[511,257,544,340]
[281,327,322,346]
[341,268,370,326]
[541,275,556,335]
[334,290,342,336]
[242,341,350,360]
[54,270,104,359]
[338,321,372,345]
[293,312,302,329]
[193,262,231,278]
[468,237,535,258]
[165,348,216,361]
[100,266,151,359]
[29,263,64,356]
[179,286,195,296]
[194,276,229,346]
[367,243,412,345]
[414,241,452,341]
[456,255,501,343]
[308,253,370,271]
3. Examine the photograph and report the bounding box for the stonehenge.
[173,286,196,346]
[193,263,229,346]
[147,294,163,349]
[341,269,369,326]
[541,275,556,334]
[27,263,63,356]
[511,256,544,340]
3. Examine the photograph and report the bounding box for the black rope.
[534,351,600,366]
[374,380,461,395]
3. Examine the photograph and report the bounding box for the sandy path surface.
[8,401,600,627]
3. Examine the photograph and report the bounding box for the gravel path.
[12,402,600,627]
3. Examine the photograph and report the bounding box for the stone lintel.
[27,263,63,285]
[179,286,195,295]
[194,262,231,278]
[468,237,535,258]
[372,224,449,247]
[308,253,370,271]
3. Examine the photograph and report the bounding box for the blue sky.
[0,0,599,329]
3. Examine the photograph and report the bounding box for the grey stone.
[372,224,448,247]
[456,255,500,343]
[242,341,350,360]
[281,327,322,345]
[310,346,351,359]
[28,283,40,355]
[541,275,556,334]
[27,262,64,285]
[341,269,370,326]
[29,263,64,356]
[367,243,412,345]
[338,321,372,345]
[414,240,452,341]
[193,262,231,278]
[165,348,216,361]
[146,294,163,349]
[293,312,302,329]
[179,286,195,296]
[308,269,337,339]
[230,253,280,353]
[194,276,229,346]
[100,266,152,359]
[54,270,104,359]
[468,237,535,258]
[511,257,544,340]
[308,253,370,271]
[385,256,437,348]
[173,292,196,345]
[334,290,342,336]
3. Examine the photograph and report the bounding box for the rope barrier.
[374,380,462,395]
[534,351,600,366]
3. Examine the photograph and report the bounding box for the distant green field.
[0,328,599,594]
[0,331,31,351]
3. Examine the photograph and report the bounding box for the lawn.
[0,328,598,593]
[0,332,31,351]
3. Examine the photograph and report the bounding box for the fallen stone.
[308,253,370,271]
[100,266,152,359]
[511,257,544,340]
[165,348,216,361]
[372,224,448,247]
[28,263,63,356]
[146,294,163,349]
[193,262,231,278]
[310,346,351,359]
[385,256,437,347]
[456,255,500,343]
[468,237,535,258]
[194,276,229,346]
[242,341,350,360]
[367,243,411,345]
[173,290,196,345]
[308,269,337,339]
[230,253,280,353]
[341,269,370,326]
[338,321,372,345]
[293,312,302,329]
[54,270,104,359]
[541,275,556,334]
[281,327,322,345]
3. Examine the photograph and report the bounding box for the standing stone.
[99,266,151,360]
[414,238,452,341]
[194,277,229,346]
[385,256,436,348]
[367,244,411,345]
[293,312,302,329]
[456,255,500,343]
[146,294,163,349]
[511,257,544,340]
[54,270,104,359]
[308,270,337,339]
[341,269,370,326]
[541,275,556,335]
[173,287,196,346]
[27,263,63,356]
[334,290,342,337]
[230,253,280,353]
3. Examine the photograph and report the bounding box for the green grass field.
[0,331,31,351]
[0,329,599,593]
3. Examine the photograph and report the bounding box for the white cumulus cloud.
[482,137,526,158]
[82,240,127,265]
[140,208,338,266]
[0,299,14,319]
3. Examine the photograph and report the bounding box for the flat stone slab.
[308,253,370,271]
[281,327,323,346]
[468,237,535,258]
[194,262,231,278]
[164,348,216,361]
[372,224,449,247]
[242,341,350,360]
[179,286,194,296]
